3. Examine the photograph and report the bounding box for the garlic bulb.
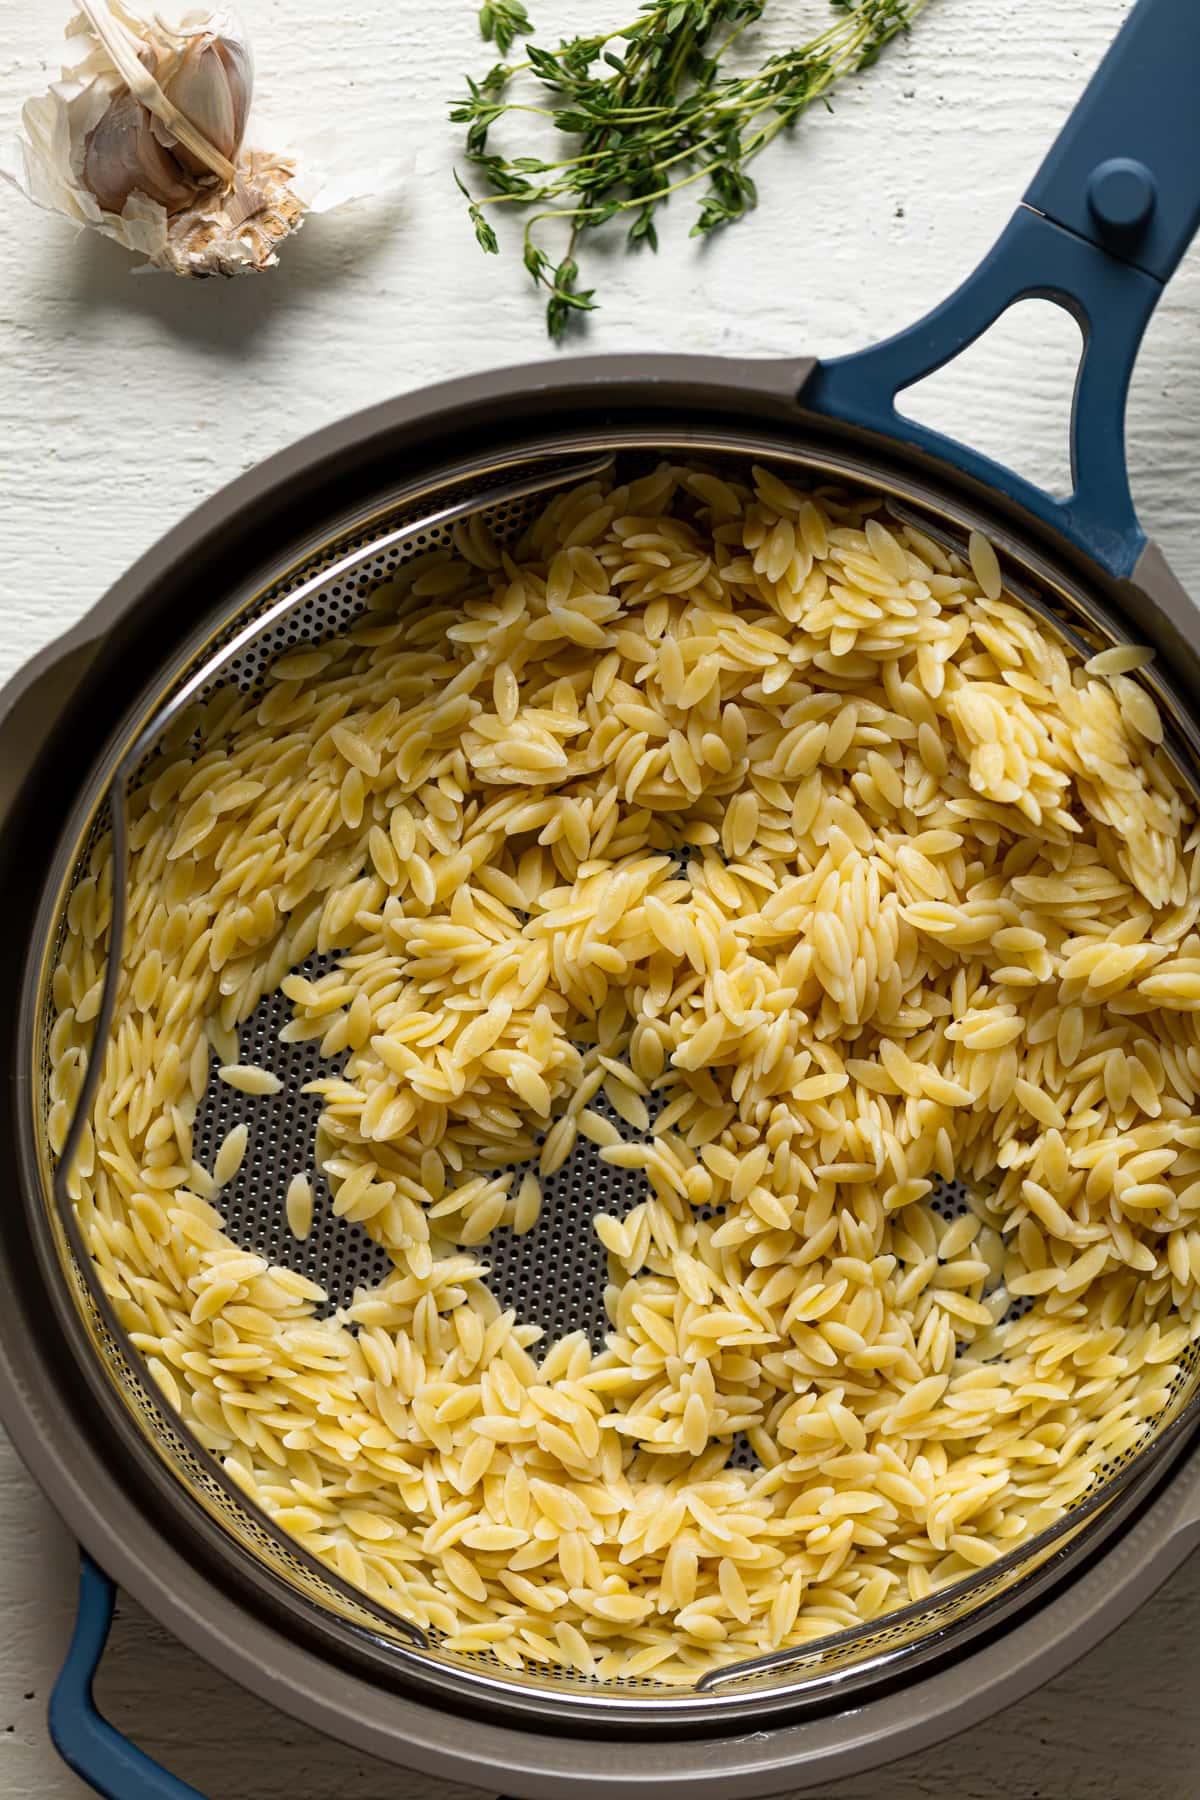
[0,3,389,277]
[73,1,247,207]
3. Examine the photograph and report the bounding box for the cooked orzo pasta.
[50,461,1200,1683]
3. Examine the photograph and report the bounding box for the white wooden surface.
[2,0,1200,1794]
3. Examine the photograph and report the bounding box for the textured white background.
[3,0,1200,1794]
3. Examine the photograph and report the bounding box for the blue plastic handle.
[50,1554,208,1800]
[805,0,1200,580]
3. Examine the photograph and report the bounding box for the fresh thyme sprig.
[453,0,928,340]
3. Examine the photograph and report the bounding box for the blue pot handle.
[805,0,1200,580]
[50,1553,208,1800]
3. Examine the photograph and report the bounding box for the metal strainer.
[22,426,1200,1724]
[3,3,1200,1795]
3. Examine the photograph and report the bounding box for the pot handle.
[804,0,1200,582]
[50,1555,556,1800]
[50,1553,208,1800]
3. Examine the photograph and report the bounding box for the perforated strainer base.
[193,973,998,1367]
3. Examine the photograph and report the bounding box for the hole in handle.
[896,298,1083,503]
